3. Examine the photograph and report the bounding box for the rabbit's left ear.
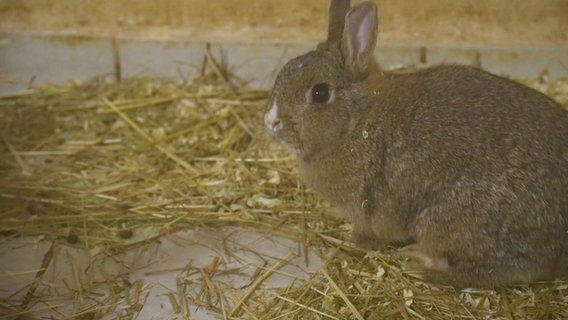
[326,0,351,44]
[341,1,378,80]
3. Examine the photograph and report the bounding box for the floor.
[1,227,322,319]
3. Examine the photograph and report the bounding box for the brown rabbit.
[264,0,568,288]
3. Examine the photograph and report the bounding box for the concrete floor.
[1,227,322,319]
[1,33,567,94]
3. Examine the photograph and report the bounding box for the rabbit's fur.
[264,0,568,288]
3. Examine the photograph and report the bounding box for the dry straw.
[0,57,567,319]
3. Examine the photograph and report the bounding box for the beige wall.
[0,0,567,45]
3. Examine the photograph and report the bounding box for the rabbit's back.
[376,65,568,202]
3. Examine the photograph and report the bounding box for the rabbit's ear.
[326,0,351,43]
[341,2,378,79]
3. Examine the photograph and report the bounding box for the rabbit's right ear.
[341,1,378,80]
[326,0,351,43]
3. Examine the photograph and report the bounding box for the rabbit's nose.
[264,112,282,132]
[265,99,282,132]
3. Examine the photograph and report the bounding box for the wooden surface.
[1,0,567,45]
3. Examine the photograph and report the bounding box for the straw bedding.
[1,64,567,319]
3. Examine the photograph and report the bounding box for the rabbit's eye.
[310,83,331,104]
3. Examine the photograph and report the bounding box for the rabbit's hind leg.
[397,243,463,286]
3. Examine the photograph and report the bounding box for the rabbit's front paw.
[399,244,449,272]
[352,228,382,250]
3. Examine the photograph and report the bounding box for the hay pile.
[1,65,567,319]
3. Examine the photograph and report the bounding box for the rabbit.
[263,0,568,288]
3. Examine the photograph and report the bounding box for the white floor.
[0,226,323,319]
[2,34,566,94]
